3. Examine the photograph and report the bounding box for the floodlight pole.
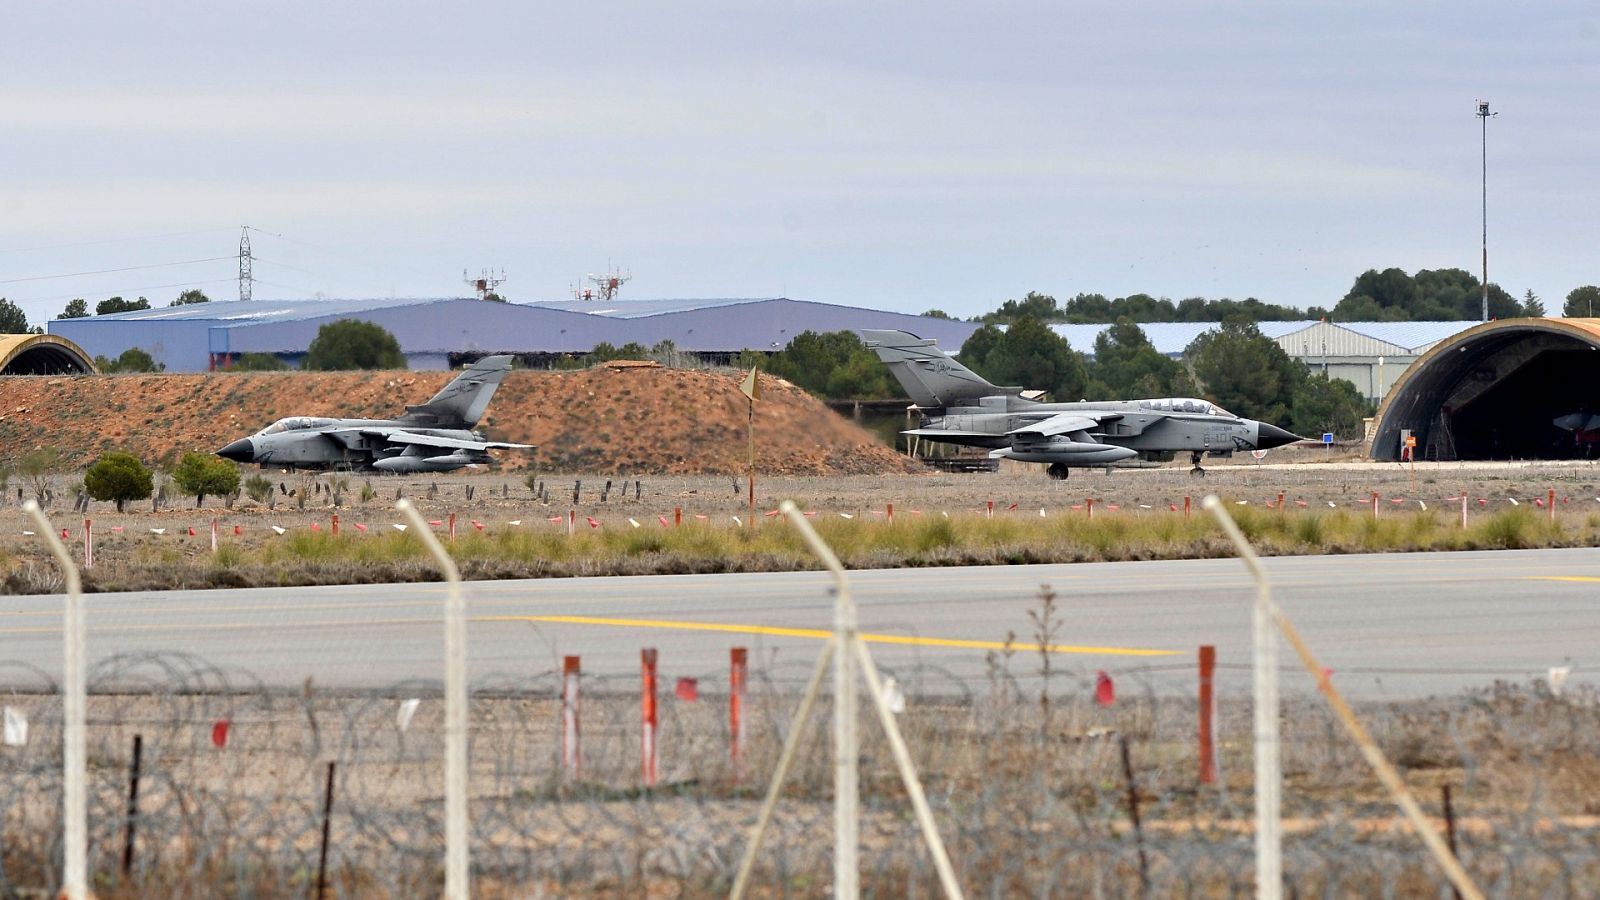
[1477,100,1496,322]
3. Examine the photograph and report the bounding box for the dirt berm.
[0,365,923,476]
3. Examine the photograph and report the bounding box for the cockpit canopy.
[1139,398,1234,418]
[257,416,334,436]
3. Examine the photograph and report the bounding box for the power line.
[17,278,237,306]
[0,256,235,285]
[0,227,235,255]
[248,226,444,287]
[251,256,328,278]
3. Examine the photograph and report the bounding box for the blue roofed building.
[48,296,983,372]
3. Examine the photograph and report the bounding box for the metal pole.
[775,498,859,897]
[1477,100,1494,322]
[1201,495,1280,900]
[24,501,85,900]
[395,498,469,900]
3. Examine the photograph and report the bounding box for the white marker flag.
[397,698,421,732]
[2,706,27,746]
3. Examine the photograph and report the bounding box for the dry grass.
[1,461,1597,592]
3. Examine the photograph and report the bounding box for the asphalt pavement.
[0,548,1595,699]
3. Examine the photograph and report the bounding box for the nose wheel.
[1047,463,1070,480]
[1189,452,1206,478]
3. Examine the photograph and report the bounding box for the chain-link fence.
[1,649,1596,897]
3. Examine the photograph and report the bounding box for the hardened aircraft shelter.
[1370,317,1600,461]
[0,334,97,375]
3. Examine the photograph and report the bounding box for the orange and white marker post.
[1183,495,1191,519]
[82,519,93,569]
[567,509,575,538]
[1086,498,1094,521]
[730,647,748,780]
[640,648,659,787]
[1549,488,1556,522]
[1198,645,1216,784]
[886,502,893,523]
[1460,493,1468,528]
[674,507,682,527]
[210,518,219,553]
[561,656,581,780]
[447,512,457,541]
[331,513,339,536]
[1371,491,1380,518]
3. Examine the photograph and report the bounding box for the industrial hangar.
[1370,317,1600,461]
[46,297,983,373]
[1051,319,1472,406]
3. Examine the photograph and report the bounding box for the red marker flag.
[1094,671,1115,706]
[211,719,231,748]
[472,520,484,530]
[310,522,321,531]
[586,516,600,528]
[658,516,670,527]
[187,526,196,536]
[675,677,699,702]
[354,523,368,533]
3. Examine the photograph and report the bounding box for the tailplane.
[400,355,514,426]
[860,330,1009,408]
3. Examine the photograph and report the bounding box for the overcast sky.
[3,2,1597,326]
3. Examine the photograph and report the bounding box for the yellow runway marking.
[1527,576,1600,583]
[481,614,1177,657]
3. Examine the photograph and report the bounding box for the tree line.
[756,316,1370,438]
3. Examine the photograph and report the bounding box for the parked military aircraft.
[861,330,1300,478]
[216,355,533,473]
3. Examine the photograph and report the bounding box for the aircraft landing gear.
[1189,451,1206,478]
[1047,463,1070,480]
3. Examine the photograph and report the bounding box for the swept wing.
[1007,412,1119,438]
[359,428,535,452]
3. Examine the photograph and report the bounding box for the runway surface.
[0,548,1595,699]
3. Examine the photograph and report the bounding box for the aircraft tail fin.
[860,330,1006,408]
[401,355,514,426]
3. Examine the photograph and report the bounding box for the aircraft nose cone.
[1256,423,1301,450]
[217,438,255,462]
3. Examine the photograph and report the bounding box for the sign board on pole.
[1321,433,1334,445]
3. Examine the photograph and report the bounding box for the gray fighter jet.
[862,330,1300,478]
[216,355,533,473]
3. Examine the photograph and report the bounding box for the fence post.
[1201,495,1280,900]
[24,501,86,900]
[394,498,469,900]
[1203,494,1485,900]
[562,656,581,780]
[122,733,142,877]
[641,648,659,787]
[316,760,336,900]
[730,647,748,780]
[1198,644,1216,784]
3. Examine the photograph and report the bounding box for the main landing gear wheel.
[1189,452,1206,479]
[1046,463,1070,480]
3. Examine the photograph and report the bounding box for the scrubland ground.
[2,457,1598,592]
